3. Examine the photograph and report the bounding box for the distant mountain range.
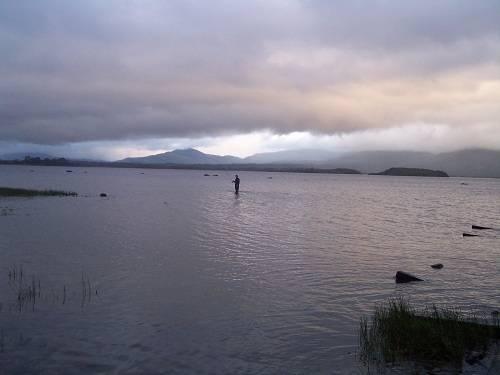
[2,148,499,178]
[117,148,500,178]
[119,148,338,165]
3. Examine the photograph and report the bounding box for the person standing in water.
[232,174,240,194]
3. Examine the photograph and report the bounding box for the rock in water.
[431,263,443,269]
[100,193,107,197]
[472,225,492,230]
[395,271,423,283]
[463,233,479,237]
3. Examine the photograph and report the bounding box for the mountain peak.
[118,148,242,165]
[172,148,203,154]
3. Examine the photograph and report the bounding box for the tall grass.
[6,265,97,312]
[360,298,500,367]
[0,187,77,197]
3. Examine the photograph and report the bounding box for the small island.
[371,167,449,177]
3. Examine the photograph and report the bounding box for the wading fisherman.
[232,174,240,194]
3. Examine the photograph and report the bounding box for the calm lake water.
[0,165,499,374]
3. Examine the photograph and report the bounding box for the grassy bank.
[0,187,77,197]
[360,298,500,367]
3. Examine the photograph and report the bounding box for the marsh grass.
[8,265,41,312]
[6,265,97,312]
[359,298,500,367]
[0,187,77,197]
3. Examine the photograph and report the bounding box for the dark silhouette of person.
[232,174,240,194]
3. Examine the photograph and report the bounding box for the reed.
[359,298,500,367]
[0,187,77,197]
[6,265,97,311]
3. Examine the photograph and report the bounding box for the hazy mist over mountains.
[326,149,500,178]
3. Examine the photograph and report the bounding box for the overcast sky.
[1,1,499,159]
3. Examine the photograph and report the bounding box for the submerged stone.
[100,193,107,197]
[472,225,492,230]
[431,263,443,269]
[395,271,423,283]
[463,233,479,237]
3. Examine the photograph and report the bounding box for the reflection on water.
[0,165,499,374]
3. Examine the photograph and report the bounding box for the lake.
[0,165,499,374]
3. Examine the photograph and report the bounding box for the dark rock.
[66,170,73,173]
[431,263,443,269]
[463,233,479,237]
[395,271,423,283]
[100,193,107,197]
[203,174,210,176]
[472,225,492,230]
[465,351,486,365]
[212,174,219,176]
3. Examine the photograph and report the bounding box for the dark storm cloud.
[0,0,499,145]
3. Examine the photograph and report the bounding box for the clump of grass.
[0,187,77,197]
[359,298,500,367]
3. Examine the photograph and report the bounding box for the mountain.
[120,148,338,165]
[325,151,433,172]
[118,148,243,165]
[432,149,500,178]
[244,149,338,164]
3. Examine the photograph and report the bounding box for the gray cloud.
[0,0,499,145]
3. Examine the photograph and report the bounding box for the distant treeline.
[0,157,361,175]
[0,156,71,166]
[370,167,449,177]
